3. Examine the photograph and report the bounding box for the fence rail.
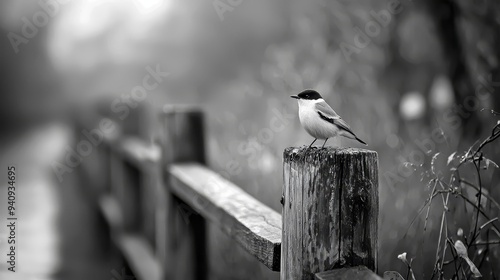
[168,163,282,270]
[76,104,380,280]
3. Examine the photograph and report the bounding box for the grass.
[396,111,500,279]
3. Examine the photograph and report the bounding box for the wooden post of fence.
[110,104,146,232]
[161,106,207,280]
[282,147,378,280]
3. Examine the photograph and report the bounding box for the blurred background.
[0,0,499,279]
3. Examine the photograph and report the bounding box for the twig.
[456,193,500,238]
[470,160,483,246]
[470,240,500,246]
[459,179,500,210]
[403,189,445,238]
[473,217,499,241]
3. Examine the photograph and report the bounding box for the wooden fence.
[76,105,381,280]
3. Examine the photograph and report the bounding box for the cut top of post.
[161,106,206,164]
[283,146,377,162]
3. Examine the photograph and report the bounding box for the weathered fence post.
[110,104,148,232]
[161,106,207,280]
[282,147,378,279]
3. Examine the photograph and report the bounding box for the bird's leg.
[308,138,317,149]
[322,138,329,148]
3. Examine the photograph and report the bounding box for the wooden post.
[122,103,152,140]
[109,105,146,232]
[109,152,126,228]
[161,106,207,280]
[282,147,378,280]
[142,164,160,248]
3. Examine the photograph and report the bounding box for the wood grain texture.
[315,266,382,280]
[168,163,282,271]
[282,147,378,280]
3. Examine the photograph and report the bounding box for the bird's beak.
[290,95,299,99]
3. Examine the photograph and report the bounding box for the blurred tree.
[0,0,64,137]
[427,0,500,139]
[428,0,480,137]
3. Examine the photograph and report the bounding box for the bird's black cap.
[293,89,323,100]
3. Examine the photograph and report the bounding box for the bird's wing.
[318,111,354,133]
[315,102,340,119]
[316,102,368,145]
[315,102,355,134]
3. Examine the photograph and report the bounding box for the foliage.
[393,113,500,279]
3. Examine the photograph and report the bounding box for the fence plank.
[315,266,382,280]
[106,136,162,248]
[115,137,161,166]
[103,118,163,251]
[116,234,162,280]
[161,108,207,280]
[98,195,123,229]
[168,163,282,271]
[282,147,378,279]
[98,195,162,280]
[102,136,160,166]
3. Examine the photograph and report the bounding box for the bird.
[291,89,367,148]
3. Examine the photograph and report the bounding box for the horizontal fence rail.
[76,104,380,280]
[168,163,281,270]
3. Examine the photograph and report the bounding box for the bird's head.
[290,89,323,101]
[291,90,323,107]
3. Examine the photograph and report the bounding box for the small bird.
[291,89,367,148]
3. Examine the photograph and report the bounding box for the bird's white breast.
[298,99,339,139]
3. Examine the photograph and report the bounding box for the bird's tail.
[355,136,367,146]
[340,130,368,146]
